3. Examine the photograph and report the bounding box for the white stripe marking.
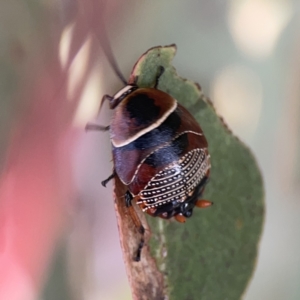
[112,100,178,147]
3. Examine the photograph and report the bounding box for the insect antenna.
[95,23,128,85]
[81,0,127,85]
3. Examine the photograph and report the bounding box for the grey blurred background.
[0,1,299,300]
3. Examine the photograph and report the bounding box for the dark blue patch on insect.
[144,133,188,168]
[115,111,181,151]
[126,93,160,127]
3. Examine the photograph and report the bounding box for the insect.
[87,46,212,261]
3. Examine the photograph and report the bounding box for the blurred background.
[0,0,299,299]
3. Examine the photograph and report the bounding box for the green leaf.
[115,45,264,300]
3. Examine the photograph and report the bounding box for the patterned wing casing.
[136,148,210,211]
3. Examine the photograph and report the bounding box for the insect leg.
[125,190,133,207]
[101,171,116,187]
[85,94,115,131]
[174,214,186,223]
[85,124,110,131]
[194,177,213,208]
[125,191,145,261]
[195,200,213,208]
[85,94,114,132]
[85,95,111,129]
[99,94,113,113]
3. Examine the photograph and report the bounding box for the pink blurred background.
[0,1,299,299]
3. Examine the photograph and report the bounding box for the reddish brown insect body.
[87,57,212,261]
[111,85,211,222]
